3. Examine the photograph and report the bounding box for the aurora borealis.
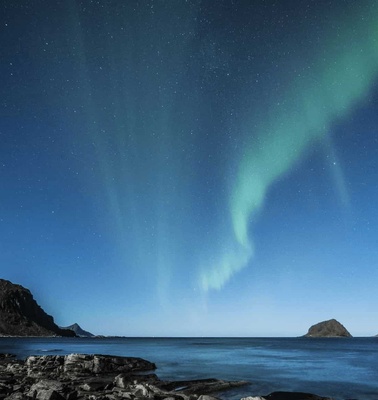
[1,1,378,336]
[202,1,378,291]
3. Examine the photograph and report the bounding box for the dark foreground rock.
[0,353,334,400]
[303,319,352,338]
[0,353,248,400]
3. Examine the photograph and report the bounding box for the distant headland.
[0,279,78,337]
[60,323,94,338]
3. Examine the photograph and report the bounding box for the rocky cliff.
[304,319,352,338]
[0,279,75,337]
[61,323,94,337]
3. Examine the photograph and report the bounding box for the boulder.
[63,354,156,375]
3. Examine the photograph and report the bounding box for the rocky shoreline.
[0,353,333,400]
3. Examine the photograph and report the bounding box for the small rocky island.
[304,319,352,338]
[0,353,332,400]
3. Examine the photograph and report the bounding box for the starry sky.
[1,0,378,337]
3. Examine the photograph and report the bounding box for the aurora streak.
[200,2,378,291]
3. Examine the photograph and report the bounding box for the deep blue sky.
[1,0,378,336]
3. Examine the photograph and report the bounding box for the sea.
[0,337,377,400]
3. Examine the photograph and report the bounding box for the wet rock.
[114,374,159,389]
[263,392,333,400]
[63,354,156,376]
[241,397,264,400]
[160,378,248,395]
[80,380,110,392]
[128,384,151,397]
[0,355,16,364]
[197,395,221,400]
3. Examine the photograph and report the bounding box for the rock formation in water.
[61,323,94,337]
[0,279,75,337]
[0,353,332,400]
[304,319,352,338]
[243,393,333,400]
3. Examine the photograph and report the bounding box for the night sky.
[1,0,378,336]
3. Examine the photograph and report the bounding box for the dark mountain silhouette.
[0,279,75,337]
[62,323,94,337]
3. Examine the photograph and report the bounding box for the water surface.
[0,337,377,400]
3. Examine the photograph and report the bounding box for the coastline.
[0,353,331,400]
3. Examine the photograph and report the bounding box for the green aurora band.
[200,2,378,291]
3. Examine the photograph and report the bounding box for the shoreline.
[0,353,333,400]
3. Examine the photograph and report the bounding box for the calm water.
[0,337,377,400]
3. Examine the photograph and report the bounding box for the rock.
[26,356,64,378]
[303,319,352,338]
[63,354,156,375]
[29,380,65,394]
[241,397,264,400]
[4,393,28,400]
[27,379,68,400]
[113,374,129,389]
[0,354,16,361]
[65,392,78,400]
[242,394,333,400]
[6,363,27,376]
[159,378,248,395]
[0,383,13,398]
[114,373,159,389]
[60,324,94,338]
[263,392,332,400]
[128,384,150,397]
[80,380,111,392]
[35,390,65,400]
[0,279,75,337]
[197,395,221,400]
